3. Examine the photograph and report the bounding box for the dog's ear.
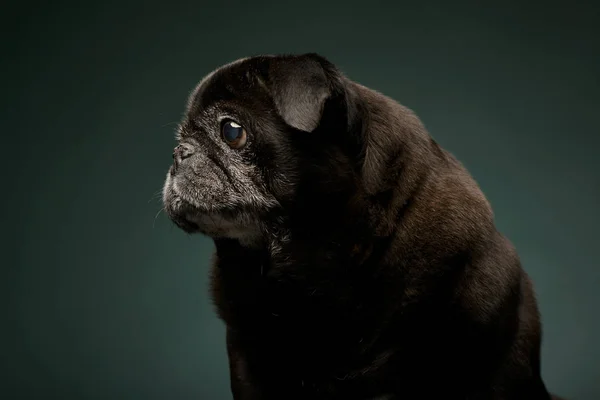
[266,54,333,132]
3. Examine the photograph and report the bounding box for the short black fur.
[162,53,564,400]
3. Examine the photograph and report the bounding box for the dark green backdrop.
[3,1,599,399]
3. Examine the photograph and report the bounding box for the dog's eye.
[221,120,247,149]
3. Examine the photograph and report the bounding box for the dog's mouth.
[162,166,225,234]
[165,193,240,237]
[163,178,265,246]
[163,193,203,234]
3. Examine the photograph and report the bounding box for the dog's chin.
[186,213,263,245]
[164,191,264,247]
[163,193,202,234]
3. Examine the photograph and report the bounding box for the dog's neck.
[213,205,379,276]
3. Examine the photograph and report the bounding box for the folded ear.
[267,54,333,132]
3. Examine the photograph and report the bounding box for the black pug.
[162,54,563,400]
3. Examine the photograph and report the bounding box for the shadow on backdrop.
[3,0,599,399]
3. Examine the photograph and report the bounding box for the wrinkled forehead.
[185,57,272,117]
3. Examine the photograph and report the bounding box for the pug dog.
[162,54,563,400]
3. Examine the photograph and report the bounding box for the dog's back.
[342,82,553,399]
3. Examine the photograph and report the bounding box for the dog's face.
[162,54,360,245]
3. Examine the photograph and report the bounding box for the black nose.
[172,143,195,173]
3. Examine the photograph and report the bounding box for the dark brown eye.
[221,120,247,149]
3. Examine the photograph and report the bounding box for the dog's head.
[162,54,370,246]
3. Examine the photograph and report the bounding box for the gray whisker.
[152,207,164,229]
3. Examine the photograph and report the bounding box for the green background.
[3,1,599,399]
